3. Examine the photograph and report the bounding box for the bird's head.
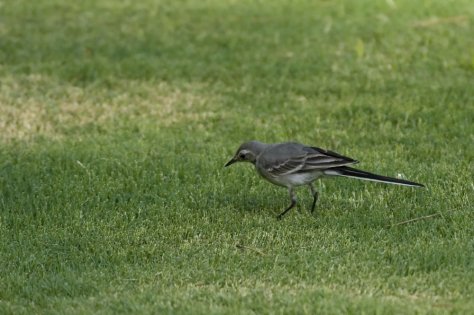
[225,141,266,167]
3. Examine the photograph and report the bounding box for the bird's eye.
[239,153,246,159]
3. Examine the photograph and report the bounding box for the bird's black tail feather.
[325,166,424,188]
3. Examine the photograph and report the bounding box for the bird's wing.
[262,144,358,177]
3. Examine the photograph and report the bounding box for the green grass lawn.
[1,0,473,313]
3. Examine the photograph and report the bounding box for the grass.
[1,0,473,313]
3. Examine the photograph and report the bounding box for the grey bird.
[225,141,424,219]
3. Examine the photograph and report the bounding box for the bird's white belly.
[259,169,322,187]
[280,172,322,186]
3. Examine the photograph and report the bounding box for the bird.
[225,141,424,219]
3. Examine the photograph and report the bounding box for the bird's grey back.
[258,142,308,168]
[257,142,357,170]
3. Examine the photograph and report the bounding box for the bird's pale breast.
[256,166,322,188]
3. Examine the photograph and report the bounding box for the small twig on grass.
[76,160,91,177]
[387,213,441,228]
[412,15,468,28]
[76,160,88,170]
[236,243,266,256]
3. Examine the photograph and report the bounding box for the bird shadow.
[217,186,321,218]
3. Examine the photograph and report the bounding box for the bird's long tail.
[324,166,424,188]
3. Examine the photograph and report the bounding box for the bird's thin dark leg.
[309,183,319,213]
[277,188,296,220]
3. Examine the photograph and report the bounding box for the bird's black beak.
[225,158,237,167]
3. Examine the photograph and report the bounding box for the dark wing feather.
[309,146,359,164]
[265,145,358,177]
[266,155,306,175]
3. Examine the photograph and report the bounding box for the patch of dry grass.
[0,74,220,142]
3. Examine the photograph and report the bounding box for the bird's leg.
[309,183,319,213]
[277,188,297,220]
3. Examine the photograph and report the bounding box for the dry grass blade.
[412,15,468,28]
[387,213,442,228]
[236,243,266,256]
